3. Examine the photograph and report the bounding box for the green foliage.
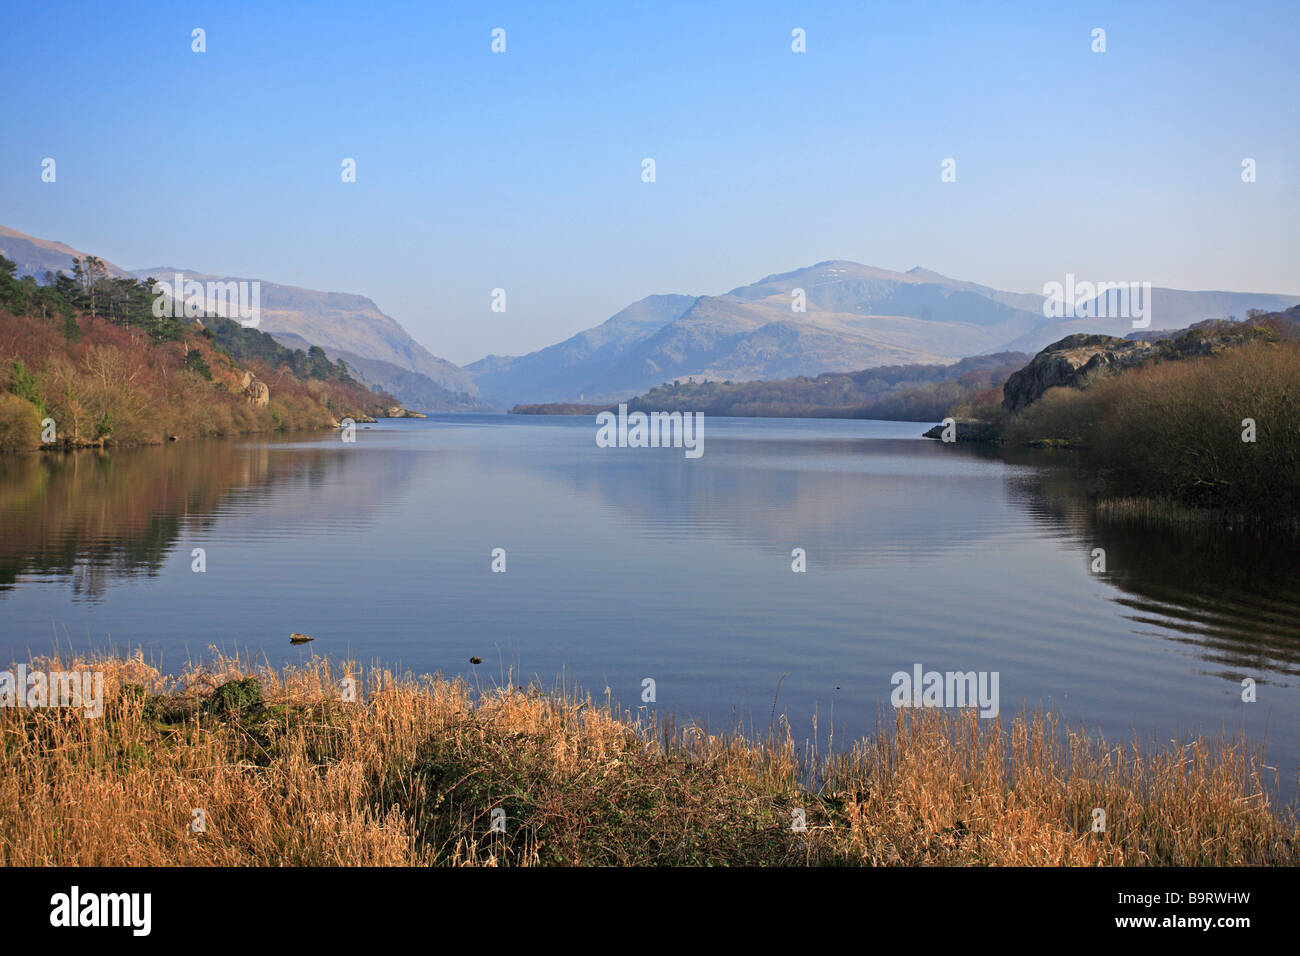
[205,318,358,385]
[7,360,46,416]
[0,256,78,328]
[94,410,114,441]
[184,349,212,380]
[205,678,264,721]
[0,255,192,342]
[0,257,21,310]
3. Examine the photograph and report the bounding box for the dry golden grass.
[1,650,1296,866]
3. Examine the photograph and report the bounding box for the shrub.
[205,678,264,720]
[0,392,41,451]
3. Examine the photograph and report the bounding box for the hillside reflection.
[1003,448,1300,680]
[0,436,404,600]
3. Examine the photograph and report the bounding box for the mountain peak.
[0,224,132,278]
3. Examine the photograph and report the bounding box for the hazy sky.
[2,0,1296,364]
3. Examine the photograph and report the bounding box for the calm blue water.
[3,415,1298,796]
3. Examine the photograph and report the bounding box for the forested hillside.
[0,255,392,451]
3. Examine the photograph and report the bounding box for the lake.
[2,415,1297,796]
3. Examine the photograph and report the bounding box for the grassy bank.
[2,651,1295,866]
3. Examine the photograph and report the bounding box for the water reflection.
[0,445,248,598]
[1019,467,1300,680]
[513,433,1025,563]
[512,425,1300,685]
[3,420,1298,691]
[0,435,410,600]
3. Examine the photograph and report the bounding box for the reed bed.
[1094,496,1300,534]
[1,650,1295,866]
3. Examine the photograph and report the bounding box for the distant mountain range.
[466,294,699,407]
[468,261,1300,406]
[6,224,1297,412]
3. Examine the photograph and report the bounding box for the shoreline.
[0,410,430,456]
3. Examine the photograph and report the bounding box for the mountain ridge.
[8,224,1298,412]
[126,265,475,397]
[470,260,1299,406]
[0,225,132,280]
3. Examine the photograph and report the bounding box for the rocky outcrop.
[384,404,427,419]
[1001,335,1153,414]
[1002,318,1286,415]
[926,311,1297,445]
[921,419,1003,442]
[239,370,270,408]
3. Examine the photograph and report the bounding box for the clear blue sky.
[2,0,1296,364]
